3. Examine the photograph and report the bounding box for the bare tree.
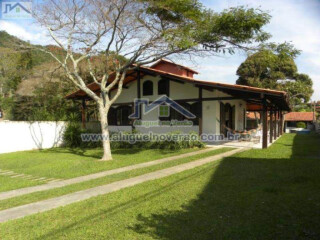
[33,0,271,160]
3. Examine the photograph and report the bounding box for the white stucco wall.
[203,101,219,134]
[203,89,232,98]
[110,81,138,103]
[141,76,165,101]
[0,121,66,154]
[110,76,199,103]
[170,81,198,99]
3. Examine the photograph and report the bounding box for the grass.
[0,175,40,193]
[0,147,232,211]
[0,147,200,192]
[0,133,319,239]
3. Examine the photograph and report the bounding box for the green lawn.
[0,148,200,192]
[0,133,319,239]
[0,176,40,193]
[0,148,200,179]
[0,148,232,211]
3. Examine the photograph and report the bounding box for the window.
[159,105,170,118]
[190,102,200,125]
[108,107,117,125]
[287,121,297,127]
[116,106,132,126]
[171,102,191,121]
[158,79,168,95]
[143,80,153,96]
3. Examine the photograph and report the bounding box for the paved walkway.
[0,147,246,223]
[0,147,221,201]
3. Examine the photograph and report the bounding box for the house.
[66,59,290,148]
[284,112,315,132]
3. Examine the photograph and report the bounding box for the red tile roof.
[285,112,315,122]
[150,59,199,74]
[65,60,290,110]
[66,65,287,99]
[138,65,287,96]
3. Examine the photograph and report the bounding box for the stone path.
[0,147,246,223]
[0,170,61,184]
[0,147,220,201]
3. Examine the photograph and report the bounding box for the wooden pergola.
[247,103,286,148]
[66,66,290,149]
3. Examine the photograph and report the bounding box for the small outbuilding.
[284,112,315,132]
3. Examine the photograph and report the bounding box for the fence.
[0,121,67,154]
[0,120,201,154]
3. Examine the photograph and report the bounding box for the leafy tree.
[0,49,36,118]
[9,72,80,121]
[280,73,313,107]
[236,42,313,108]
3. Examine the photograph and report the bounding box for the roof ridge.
[150,59,199,74]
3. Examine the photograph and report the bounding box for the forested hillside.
[0,31,80,121]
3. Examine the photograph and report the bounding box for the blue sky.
[0,0,319,101]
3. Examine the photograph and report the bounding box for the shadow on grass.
[34,165,213,240]
[129,134,320,239]
[26,134,320,239]
[42,148,146,159]
[42,148,102,159]
[43,147,181,160]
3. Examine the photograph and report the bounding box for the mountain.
[0,31,27,49]
[0,31,64,97]
[0,31,58,67]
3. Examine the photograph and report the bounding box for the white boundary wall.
[0,121,67,154]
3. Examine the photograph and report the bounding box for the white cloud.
[309,74,320,102]
[197,65,239,84]
[0,20,51,45]
[306,55,320,68]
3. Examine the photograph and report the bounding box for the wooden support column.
[277,110,280,137]
[262,98,268,149]
[81,99,86,129]
[270,110,273,143]
[279,111,283,136]
[198,87,203,136]
[131,104,135,131]
[273,110,277,141]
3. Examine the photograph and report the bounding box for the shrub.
[63,126,205,150]
[296,122,306,129]
[110,130,205,150]
[63,123,83,148]
[63,123,102,148]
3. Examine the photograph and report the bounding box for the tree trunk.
[99,103,113,161]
